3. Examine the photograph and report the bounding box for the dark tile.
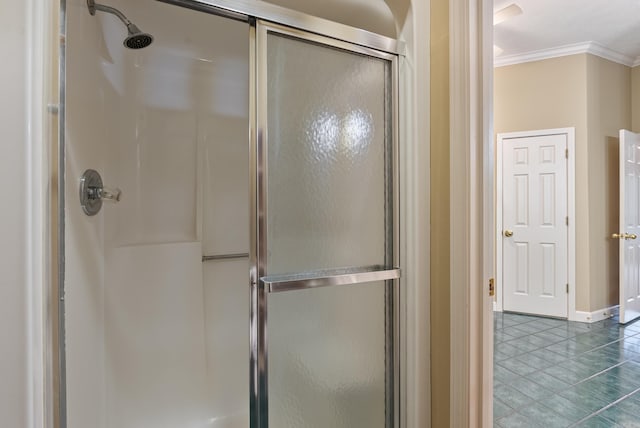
[572,333,617,350]
[614,396,640,418]
[537,318,569,328]
[531,331,566,345]
[601,342,640,362]
[529,348,568,365]
[625,389,640,405]
[527,371,571,392]
[494,398,513,420]
[495,330,516,343]
[606,361,640,383]
[538,394,592,422]
[503,326,534,338]
[494,364,522,384]
[493,314,640,425]
[517,334,555,347]
[508,376,552,400]
[514,352,553,371]
[516,402,573,428]
[497,358,538,377]
[494,383,534,410]
[514,322,551,335]
[543,364,590,385]
[557,359,602,378]
[508,338,544,353]
[623,321,640,333]
[496,411,543,428]
[572,378,630,402]
[496,342,525,358]
[574,415,622,428]
[547,326,580,339]
[599,405,640,427]
[573,354,617,373]
[558,385,610,413]
[545,340,586,357]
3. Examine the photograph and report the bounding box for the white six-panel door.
[502,134,568,318]
[618,130,640,324]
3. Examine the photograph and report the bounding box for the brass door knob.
[612,233,625,239]
[627,233,638,240]
[504,230,513,237]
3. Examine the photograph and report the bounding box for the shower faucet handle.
[87,185,121,202]
[80,169,121,216]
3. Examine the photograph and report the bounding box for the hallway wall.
[0,1,29,426]
[495,54,632,314]
[430,0,450,426]
[495,55,589,310]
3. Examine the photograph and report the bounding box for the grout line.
[568,385,640,427]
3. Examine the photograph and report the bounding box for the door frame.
[495,128,576,320]
[251,20,401,428]
[35,1,432,428]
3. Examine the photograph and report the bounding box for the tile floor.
[494,312,640,427]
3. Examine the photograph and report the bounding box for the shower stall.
[60,0,402,427]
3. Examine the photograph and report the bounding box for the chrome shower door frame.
[57,1,402,427]
[250,20,400,428]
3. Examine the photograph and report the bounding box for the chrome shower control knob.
[79,169,121,216]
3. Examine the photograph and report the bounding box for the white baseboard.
[573,305,618,323]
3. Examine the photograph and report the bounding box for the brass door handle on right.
[612,233,638,240]
[504,230,513,237]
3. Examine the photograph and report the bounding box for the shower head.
[87,0,153,49]
[124,23,154,49]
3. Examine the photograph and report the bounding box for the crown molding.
[494,41,636,68]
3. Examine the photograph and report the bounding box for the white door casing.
[500,132,569,318]
[618,130,640,324]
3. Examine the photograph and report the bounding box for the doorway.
[59,1,401,427]
[496,128,576,319]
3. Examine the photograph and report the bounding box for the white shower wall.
[65,0,249,426]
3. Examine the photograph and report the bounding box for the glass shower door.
[251,22,399,428]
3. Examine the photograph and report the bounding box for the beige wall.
[586,56,631,310]
[495,55,590,310]
[430,0,450,426]
[495,54,632,313]
[0,2,28,426]
[633,66,640,132]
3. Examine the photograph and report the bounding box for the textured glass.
[266,34,392,275]
[268,281,386,428]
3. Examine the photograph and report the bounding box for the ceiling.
[494,0,640,66]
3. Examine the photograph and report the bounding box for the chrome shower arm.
[86,0,153,49]
[87,0,132,27]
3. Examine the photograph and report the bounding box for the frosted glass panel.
[268,281,386,428]
[266,33,391,275]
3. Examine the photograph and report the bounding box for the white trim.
[26,0,50,426]
[495,135,504,313]
[481,0,495,425]
[449,0,471,422]
[397,2,431,427]
[574,305,618,323]
[449,0,488,425]
[494,41,636,68]
[495,128,576,321]
[566,128,576,322]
